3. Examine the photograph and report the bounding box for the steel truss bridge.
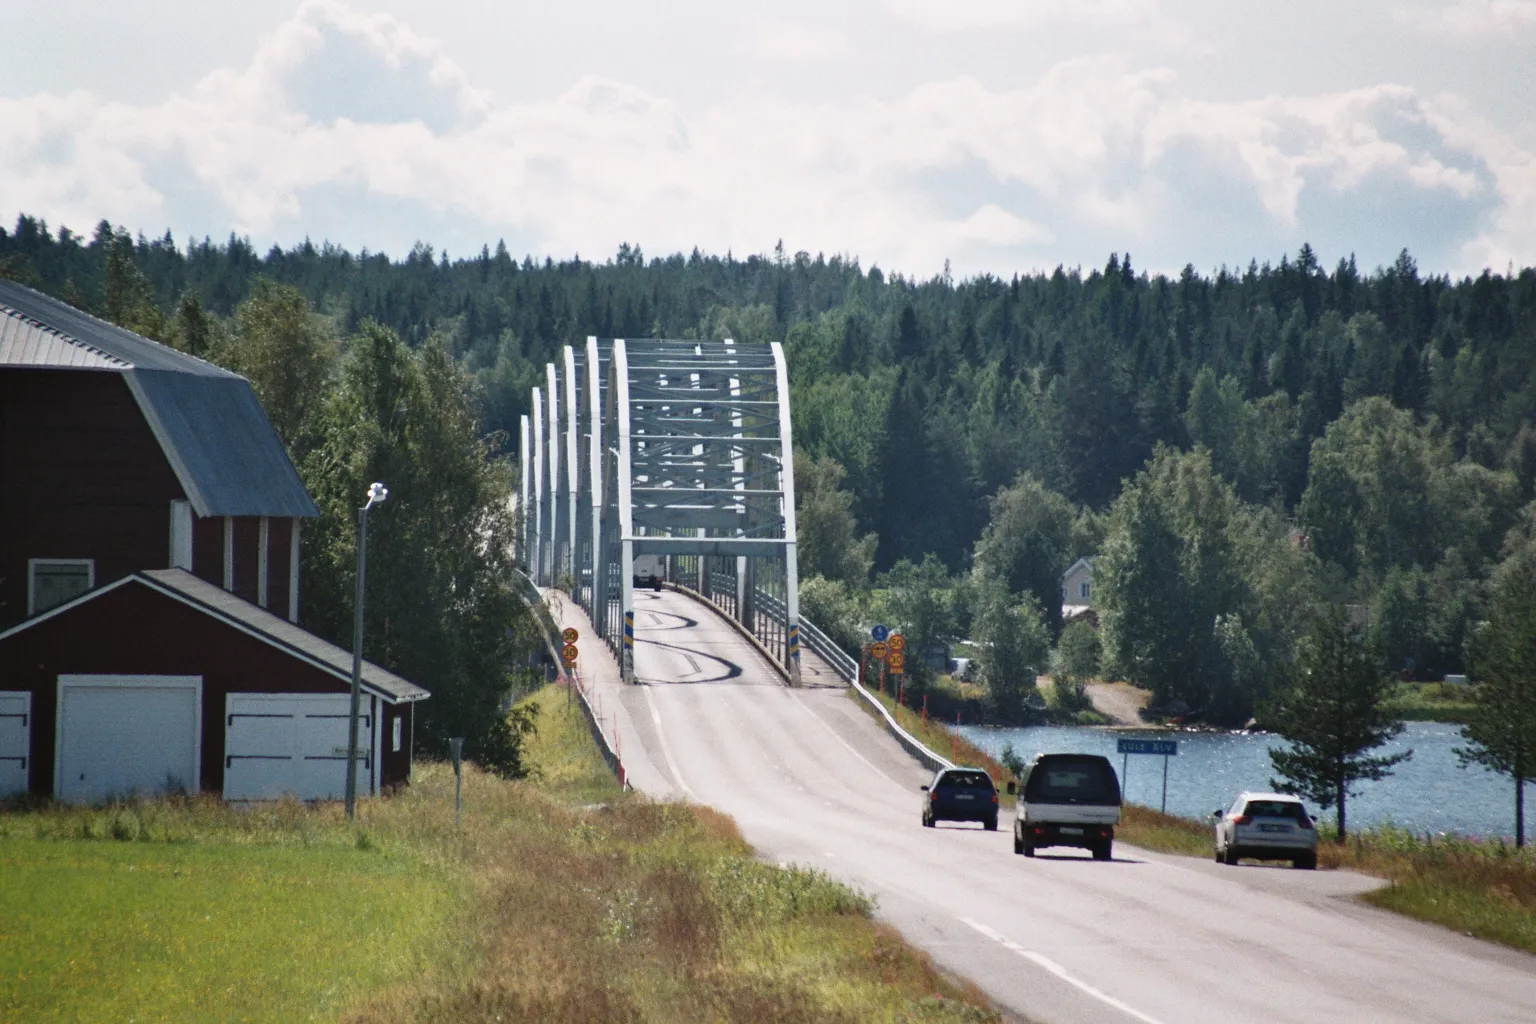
[519,337,802,684]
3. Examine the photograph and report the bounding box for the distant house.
[1061,556,1096,622]
[0,281,428,802]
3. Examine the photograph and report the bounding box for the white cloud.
[0,1,1526,277]
[951,204,1054,247]
[745,21,854,62]
[886,0,1158,32]
[1400,0,1536,38]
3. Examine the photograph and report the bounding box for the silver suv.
[1213,792,1317,869]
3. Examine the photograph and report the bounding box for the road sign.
[871,641,890,661]
[561,627,579,644]
[887,650,906,673]
[562,643,579,663]
[1117,738,1178,756]
[888,633,907,653]
[871,624,890,642]
[1116,738,1177,814]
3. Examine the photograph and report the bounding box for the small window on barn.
[28,559,94,616]
[392,716,403,752]
[1079,581,1091,600]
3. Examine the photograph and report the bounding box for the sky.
[2,0,1534,280]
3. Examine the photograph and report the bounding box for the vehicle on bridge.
[921,768,1000,830]
[632,555,664,591]
[1213,792,1318,869]
[1009,753,1122,860]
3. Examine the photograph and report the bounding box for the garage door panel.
[225,695,368,801]
[299,710,355,754]
[0,692,28,797]
[224,757,298,801]
[57,678,199,804]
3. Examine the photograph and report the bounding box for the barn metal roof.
[140,571,430,704]
[0,281,317,519]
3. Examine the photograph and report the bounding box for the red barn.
[0,281,428,801]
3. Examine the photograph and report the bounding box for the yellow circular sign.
[887,651,906,672]
[562,644,579,663]
[871,641,890,661]
[561,627,579,644]
[888,633,907,652]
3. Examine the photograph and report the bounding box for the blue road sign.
[871,624,890,642]
[1117,738,1178,756]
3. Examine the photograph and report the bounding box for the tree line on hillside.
[3,214,1534,818]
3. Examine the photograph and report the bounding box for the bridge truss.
[520,337,802,684]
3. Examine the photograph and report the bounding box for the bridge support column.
[621,537,635,684]
[741,557,757,638]
[785,546,801,686]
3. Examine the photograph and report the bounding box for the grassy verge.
[1115,804,1213,857]
[1393,682,1477,724]
[1115,803,1536,955]
[1,684,1001,1023]
[854,686,1016,786]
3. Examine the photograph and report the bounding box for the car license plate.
[955,794,973,800]
[1059,826,1083,835]
[1260,824,1288,833]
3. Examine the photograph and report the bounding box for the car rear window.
[1025,759,1117,804]
[1244,800,1306,820]
[938,771,993,789]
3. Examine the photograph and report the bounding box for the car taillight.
[991,793,998,804]
[1297,819,1312,830]
[1234,815,1251,825]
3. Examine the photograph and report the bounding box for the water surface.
[960,721,1530,839]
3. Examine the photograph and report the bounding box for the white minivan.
[1009,752,1122,860]
[632,554,664,591]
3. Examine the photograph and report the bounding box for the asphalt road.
[556,589,1536,1024]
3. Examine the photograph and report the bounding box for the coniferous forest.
[6,214,1536,729]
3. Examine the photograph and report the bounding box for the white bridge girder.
[521,337,801,685]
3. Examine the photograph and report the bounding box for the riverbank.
[1117,805,1536,954]
[0,685,1001,1024]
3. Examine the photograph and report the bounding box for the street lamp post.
[346,481,389,820]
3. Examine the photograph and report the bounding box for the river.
[959,721,1530,839]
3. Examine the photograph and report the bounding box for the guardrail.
[713,580,954,773]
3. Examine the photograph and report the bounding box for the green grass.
[0,839,457,1023]
[1114,803,1536,955]
[1393,682,1477,723]
[1,684,1002,1023]
[1116,804,1214,857]
[517,684,625,805]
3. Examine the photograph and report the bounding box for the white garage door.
[225,694,374,801]
[56,676,200,804]
[0,692,30,797]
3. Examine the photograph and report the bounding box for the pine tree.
[1462,542,1536,846]
[1266,607,1410,840]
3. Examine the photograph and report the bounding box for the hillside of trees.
[5,214,1536,726]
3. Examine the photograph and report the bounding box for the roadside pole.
[450,737,464,829]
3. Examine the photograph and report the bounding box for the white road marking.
[643,685,697,800]
[961,918,1168,1024]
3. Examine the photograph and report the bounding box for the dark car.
[921,768,999,830]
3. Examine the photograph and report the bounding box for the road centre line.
[960,918,1168,1024]
[643,684,698,800]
